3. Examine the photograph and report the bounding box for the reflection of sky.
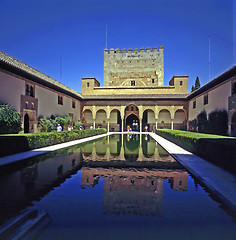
[34,170,236,240]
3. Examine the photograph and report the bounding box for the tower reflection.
[81,167,187,217]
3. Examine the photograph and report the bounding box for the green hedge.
[0,128,107,157]
[156,129,236,174]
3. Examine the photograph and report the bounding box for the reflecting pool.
[0,134,235,240]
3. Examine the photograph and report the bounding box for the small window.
[152,79,155,84]
[58,96,63,105]
[31,102,34,109]
[30,86,34,97]
[72,101,75,109]
[25,101,29,109]
[180,81,183,86]
[204,95,208,105]
[131,81,135,86]
[193,100,196,109]
[131,106,134,111]
[26,84,30,96]
[87,82,90,88]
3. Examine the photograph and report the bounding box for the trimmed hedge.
[0,128,107,157]
[156,129,236,174]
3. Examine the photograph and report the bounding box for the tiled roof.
[0,51,82,99]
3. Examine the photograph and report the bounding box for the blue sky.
[0,0,235,93]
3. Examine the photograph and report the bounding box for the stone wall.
[104,46,164,87]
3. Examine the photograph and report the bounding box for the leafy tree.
[38,116,51,132]
[74,121,82,130]
[0,104,22,134]
[63,116,72,130]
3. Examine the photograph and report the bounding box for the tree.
[0,104,22,134]
[191,76,201,92]
[207,110,228,136]
[38,116,51,132]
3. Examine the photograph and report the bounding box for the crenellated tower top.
[104,46,163,54]
[104,46,164,87]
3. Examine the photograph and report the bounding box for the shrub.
[0,128,107,157]
[0,104,22,134]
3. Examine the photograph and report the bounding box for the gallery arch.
[158,109,171,129]
[82,105,187,132]
[173,109,187,130]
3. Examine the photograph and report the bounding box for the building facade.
[0,47,236,135]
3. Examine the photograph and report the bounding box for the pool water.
[0,134,235,240]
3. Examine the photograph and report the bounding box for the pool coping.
[149,132,236,215]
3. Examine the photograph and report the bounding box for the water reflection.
[81,167,187,217]
[80,134,181,169]
[0,135,186,227]
[0,147,82,224]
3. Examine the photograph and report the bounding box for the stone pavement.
[149,132,236,214]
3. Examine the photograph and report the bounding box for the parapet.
[104,46,163,54]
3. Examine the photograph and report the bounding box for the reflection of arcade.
[81,167,187,217]
[81,135,178,165]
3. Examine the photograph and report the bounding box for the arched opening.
[95,109,107,128]
[24,113,29,133]
[126,114,139,131]
[158,109,171,129]
[83,109,93,129]
[110,109,122,132]
[174,109,186,130]
[142,109,155,132]
[231,111,236,136]
[125,104,139,131]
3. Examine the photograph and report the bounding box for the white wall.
[189,81,231,121]
[174,110,185,123]
[147,110,155,124]
[36,85,81,121]
[84,111,93,123]
[95,111,107,123]
[110,111,118,123]
[0,71,25,111]
[158,110,171,123]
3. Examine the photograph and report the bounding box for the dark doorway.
[24,113,29,133]
[126,114,139,131]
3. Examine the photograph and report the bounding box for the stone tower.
[104,46,164,87]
